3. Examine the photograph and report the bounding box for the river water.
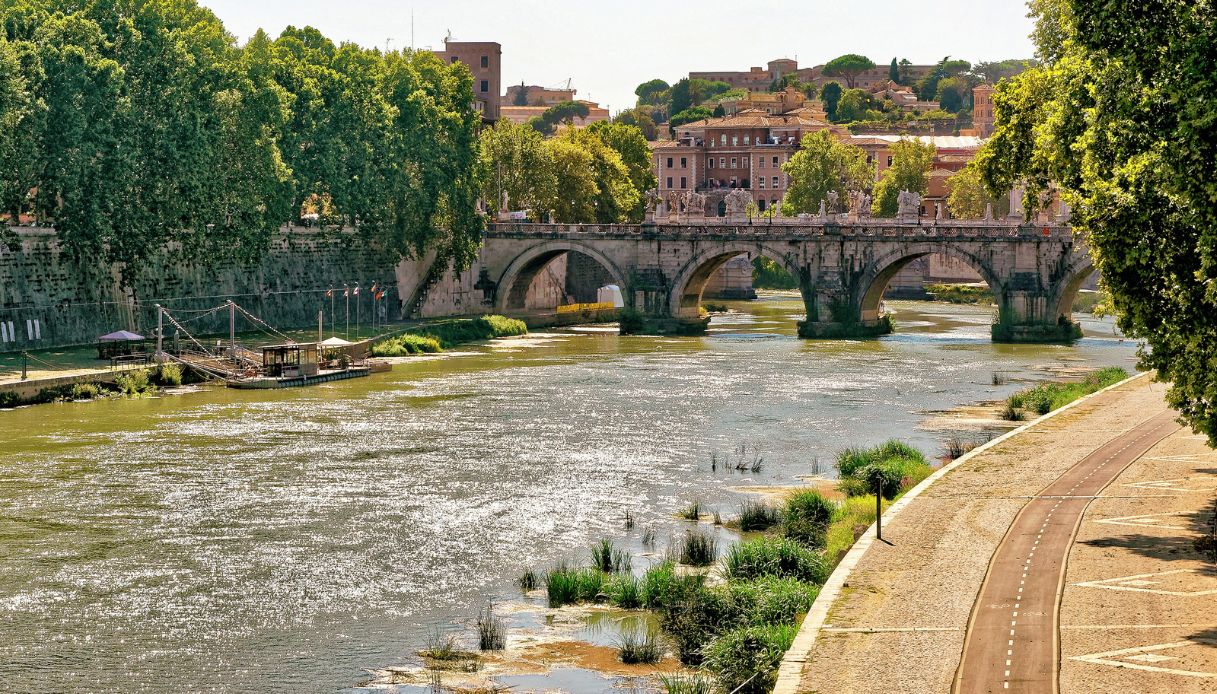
[0,296,1137,693]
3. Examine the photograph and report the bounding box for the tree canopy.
[833,88,875,123]
[668,106,713,131]
[872,139,936,216]
[946,163,1006,219]
[819,82,843,121]
[634,78,670,106]
[780,131,873,217]
[0,0,484,276]
[822,54,876,88]
[977,0,1217,444]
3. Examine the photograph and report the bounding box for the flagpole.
[345,284,350,340]
[355,285,361,339]
[330,288,335,338]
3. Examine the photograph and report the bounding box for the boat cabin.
[261,343,321,378]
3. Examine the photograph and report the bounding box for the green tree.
[978,0,1217,444]
[889,57,899,83]
[872,139,936,217]
[822,54,876,88]
[613,107,658,140]
[833,88,874,123]
[916,57,971,101]
[946,162,1006,219]
[546,138,597,223]
[634,78,669,106]
[819,81,843,121]
[512,81,529,106]
[587,121,656,221]
[478,120,557,219]
[543,100,590,126]
[936,76,972,113]
[669,77,730,115]
[780,131,873,216]
[546,127,638,224]
[668,106,713,131]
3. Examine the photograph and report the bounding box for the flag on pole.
[370,282,379,295]
[353,286,361,296]
[325,288,333,298]
[344,286,349,297]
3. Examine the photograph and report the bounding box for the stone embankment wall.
[1,226,576,353]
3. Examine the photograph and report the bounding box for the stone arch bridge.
[474,219,1094,342]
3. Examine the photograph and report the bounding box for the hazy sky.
[201,0,1037,113]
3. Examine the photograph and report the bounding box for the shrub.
[372,333,444,357]
[678,529,719,567]
[824,495,879,562]
[1005,368,1129,417]
[737,500,781,532]
[0,391,21,408]
[590,539,632,573]
[783,490,836,547]
[640,561,694,610]
[618,307,646,334]
[1001,403,1025,421]
[657,673,715,694]
[678,500,702,521]
[723,537,831,584]
[617,628,662,664]
[702,623,798,694]
[154,362,183,387]
[546,565,604,606]
[657,580,733,665]
[70,383,100,400]
[114,369,154,397]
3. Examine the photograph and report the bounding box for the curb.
[771,370,1153,694]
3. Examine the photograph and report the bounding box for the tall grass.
[545,565,604,607]
[476,602,506,651]
[835,440,932,500]
[604,574,642,608]
[783,489,836,548]
[616,627,662,664]
[1006,367,1128,417]
[371,334,443,357]
[737,500,781,532]
[678,500,702,521]
[590,539,632,573]
[702,623,798,694]
[657,673,715,694]
[722,537,830,584]
[678,529,719,567]
[114,369,155,397]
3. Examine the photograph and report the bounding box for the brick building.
[433,39,502,122]
[691,58,936,92]
[499,100,610,128]
[504,84,576,106]
[972,84,995,137]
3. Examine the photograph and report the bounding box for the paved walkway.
[786,376,1217,693]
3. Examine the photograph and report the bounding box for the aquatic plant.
[617,627,663,664]
[639,561,699,610]
[678,500,702,521]
[702,302,729,313]
[624,510,635,530]
[476,602,506,651]
[114,369,155,397]
[590,539,632,573]
[640,526,657,547]
[736,500,782,532]
[604,574,642,609]
[1006,367,1129,416]
[545,565,604,607]
[517,568,539,591]
[722,536,830,584]
[1001,402,1025,421]
[371,334,443,357]
[420,626,461,660]
[702,623,798,694]
[678,529,719,567]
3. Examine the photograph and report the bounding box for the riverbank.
[778,373,1193,693]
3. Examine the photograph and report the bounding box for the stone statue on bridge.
[644,188,661,222]
[897,190,922,221]
[826,191,839,213]
[725,188,753,217]
[818,199,827,221]
[682,191,707,216]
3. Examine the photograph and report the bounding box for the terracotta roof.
[676,108,833,131]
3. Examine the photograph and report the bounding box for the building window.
[887,156,894,167]
[721,134,727,146]
[759,177,766,189]
[450,57,458,64]
[667,157,673,168]
[708,159,714,169]
[866,155,873,164]
[772,176,779,188]
[480,56,489,68]
[719,158,725,168]
[730,157,737,168]
[772,156,779,167]
[744,135,751,145]
[680,157,687,168]
[680,177,687,189]
[666,177,673,189]
[760,158,766,169]
[732,136,738,146]
[480,80,489,93]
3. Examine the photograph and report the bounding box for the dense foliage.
[0,0,483,277]
[779,130,874,216]
[978,0,1217,444]
[872,138,936,217]
[821,53,875,88]
[477,120,649,224]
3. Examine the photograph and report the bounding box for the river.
[0,295,1137,692]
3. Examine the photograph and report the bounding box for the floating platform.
[227,367,373,390]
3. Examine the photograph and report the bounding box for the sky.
[201,0,1037,113]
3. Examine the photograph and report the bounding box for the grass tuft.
[517,568,539,591]
[545,564,604,607]
[678,529,719,567]
[737,499,781,532]
[723,536,830,584]
[678,500,702,521]
[617,627,662,664]
[476,602,506,651]
[590,539,632,573]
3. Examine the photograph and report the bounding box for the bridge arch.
[1049,253,1096,322]
[494,240,627,313]
[857,245,1004,322]
[669,243,802,319]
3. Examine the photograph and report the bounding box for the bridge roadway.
[476,218,1093,343]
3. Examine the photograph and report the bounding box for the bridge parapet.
[485,221,1075,242]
